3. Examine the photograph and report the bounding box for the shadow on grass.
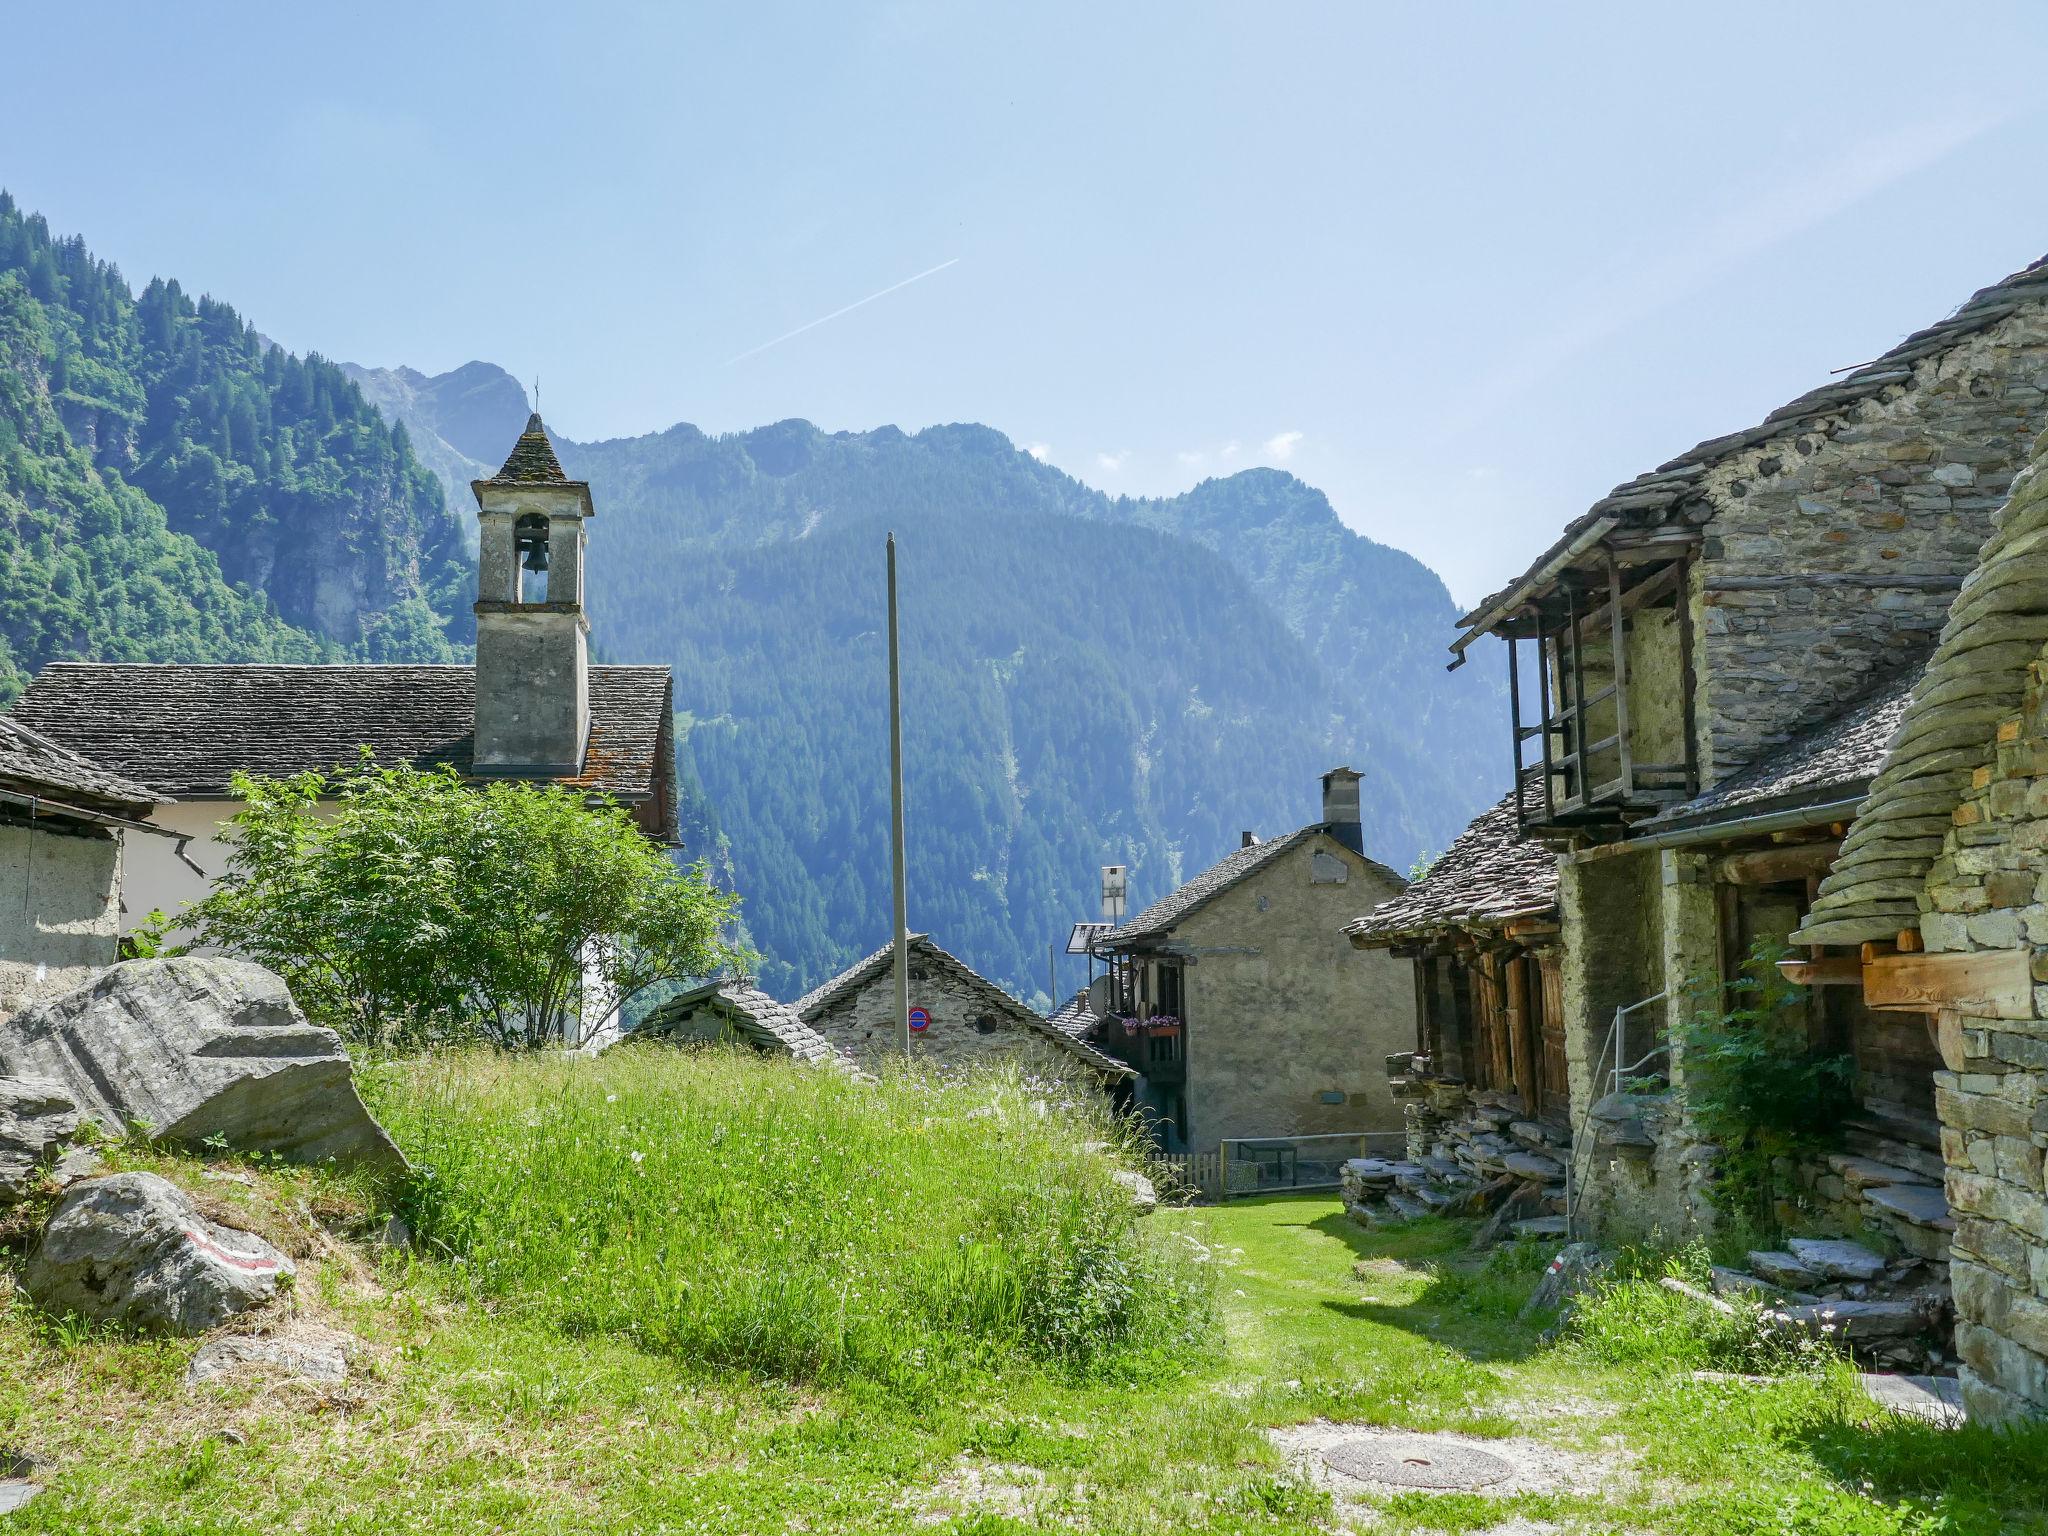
[1304,1210,1555,1365]
[1792,1408,2048,1524]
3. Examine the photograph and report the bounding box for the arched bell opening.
[514,513,551,602]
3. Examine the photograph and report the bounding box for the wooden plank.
[1718,842,1841,887]
[1864,948,2034,1019]
[1506,955,1534,1111]
[1777,956,1863,988]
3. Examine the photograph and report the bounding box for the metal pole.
[1048,943,1058,1009]
[887,533,911,1057]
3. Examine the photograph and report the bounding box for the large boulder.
[0,958,404,1177]
[24,1172,293,1334]
[0,1075,82,1204]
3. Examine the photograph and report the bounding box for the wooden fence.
[1155,1150,1223,1201]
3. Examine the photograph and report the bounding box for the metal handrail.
[1564,989,1667,1239]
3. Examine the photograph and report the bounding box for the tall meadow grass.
[361,1046,1210,1389]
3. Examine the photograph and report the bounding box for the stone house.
[795,933,1134,1088]
[1790,417,2048,1424]
[632,981,852,1070]
[10,415,680,944]
[0,718,162,1016]
[1450,254,2048,1247]
[1344,778,1570,1213]
[1086,768,1414,1158]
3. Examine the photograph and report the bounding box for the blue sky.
[5,3,2047,606]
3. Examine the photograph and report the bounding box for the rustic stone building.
[1344,779,1569,1216]
[1087,769,1414,1158]
[11,415,680,943]
[796,933,1133,1087]
[1792,417,2048,1424]
[632,981,851,1070]
[0,718,161,1016]
[1451,254,2048,1251]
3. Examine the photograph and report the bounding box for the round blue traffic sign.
[908,1006,931,1033]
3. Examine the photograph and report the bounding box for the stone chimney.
[1240,830,1258,849]
[1320,766,1364,855]
[470,414,593,774]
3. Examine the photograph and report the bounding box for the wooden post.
[1607,553,1633,800]
[1675,551,1699,795]
[886,533,910,1057]
[1505,954,1535,1110]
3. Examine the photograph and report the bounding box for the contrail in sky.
[725,257,961,365]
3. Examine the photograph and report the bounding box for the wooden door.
[1535,952,1569,1119]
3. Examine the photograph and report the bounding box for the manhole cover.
[1321,1436,1515,1490]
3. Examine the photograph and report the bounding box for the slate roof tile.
[1346,779,1556,945]
[638,981,851,1069]
[1459,254,2048,645]
[1645,665,1919,831]
[10,664,674,833]
[797,934,1134,1080]
[0,715,158,819]
[482,412,574,486]
[1105,826,1405,946]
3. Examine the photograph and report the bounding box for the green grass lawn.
[2,1057,2045,1533]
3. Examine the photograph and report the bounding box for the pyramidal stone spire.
[486,412,571,486]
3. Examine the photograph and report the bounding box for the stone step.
[1864,1182,1954,1232]
[1748,1250,1822,1290]
[1511,1215,1568,1241]
[1408,1182,1453,1210]
[1384,1191,1434,1222]
[1825,1152,1937,1195]
[1417,1154,1472,1186]
[1787,1237,1888,1283]
[1858,1373,1964,1426]
[1710,1265,1818,1306]
[1504,1150,1566,1181]
[1780,1299,1935,1341]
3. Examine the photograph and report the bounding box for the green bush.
[364,1048,1211,1389]
[1678,942,1855,1234]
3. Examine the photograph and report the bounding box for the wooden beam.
[1863,948,2034,1019]
[1896,929,1924,954]
[1777,956,1863,988]
[1718,842,1841,887]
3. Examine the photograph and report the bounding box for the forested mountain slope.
[366,368,1506,1000]
[0,194,470,699]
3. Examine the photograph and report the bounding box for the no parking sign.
[908,1005,931,1033]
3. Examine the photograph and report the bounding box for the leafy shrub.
[1678,942,1855,1234]
[364,1048,1211,1389]
[195,755,742,1049]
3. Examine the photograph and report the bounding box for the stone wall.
[1693,307,2048,782]
[1177,836,1412,1152]
[1911,649,2048,1422]
[806,960,1082,1082]
[0,818,123,1018]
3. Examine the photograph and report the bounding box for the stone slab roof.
[1795,427,2048,948]
[1458,254,2048,651]
[1104,825,1404,947]
[480,412,575,486]
[1645,665,1921,833]
[1345,779,1556,946]
[797,933,1134,1080]
[11,663,675,836]
[638,981,850,1068]
[0,714,158,820]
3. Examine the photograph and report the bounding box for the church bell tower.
[471,413,592,773]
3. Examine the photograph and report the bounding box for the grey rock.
[1782,1299,1933,1340]
[0,1479,39,1515]
[1865,1183,1955,1231]
[23,1172,293,1335]
[187,1324,352,1387]
[1511,1216,1569,1240]
[1519,1240,1605,1320]
[1709,1265,1817,1305]
[1788,1237,1890,1282]
[0,1075,81,1204]
[1859,1373,1964,1426]
[1503,1150,1565,1180]
[1110,1169,1158,1214]
[1748,1250,1822,1289]
[0,959,405,1177]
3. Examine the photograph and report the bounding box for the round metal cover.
[1320,1436,1515,1490]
